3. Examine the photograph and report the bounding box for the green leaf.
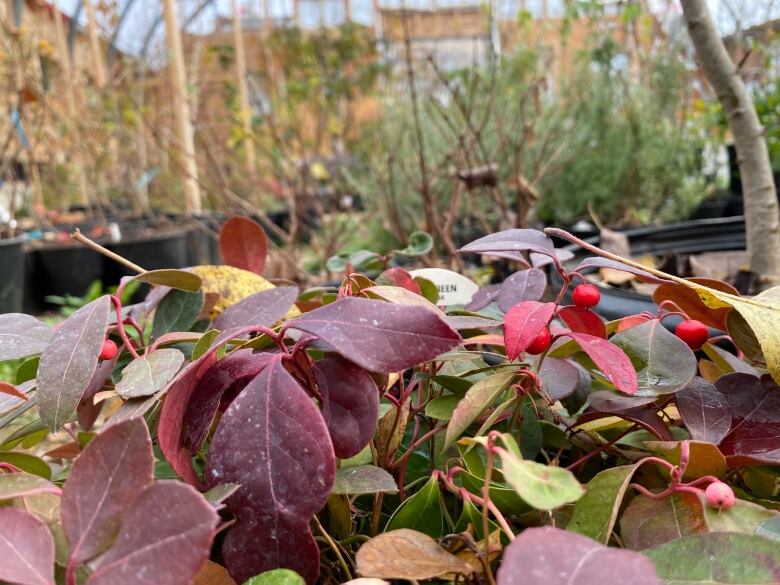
[645,533,780,583]
[0,452,51,479]
[115,349,185,398]
[415,276,439,305]
[443,371,516,450]
[454,499,498,539]
[16,357,39,384]
[192,329,219,360]
[497,448,583,511]
[385,475,443,537]
[703,498,778,534]
[332,465,397,495]
[567,464,639,543]
[519,401,542,460]
[425,395,460,421]
[242,569,306,585]
[134,269,202,292]
[620,492,706,550]
[152,290,204,338]
[399,231,433,256]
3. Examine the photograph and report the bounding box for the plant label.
[409,268,479,307]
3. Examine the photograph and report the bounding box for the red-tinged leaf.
[0,313,53,361]
[183,349,274,452]
[61,418,154,564]
[558,306,606,338]
[0,473,60,500]
[503,301,556,361]
[0,507,55,585]
[618,313,653,332]
[620,492,707,550]
[314,356,380,458]
[497,269,547,312]
[459,228,556,258]
[676,377,732,445]
[219,216,268,275]
[560,331,638,395]
[572,257,669,284]
[587,391,658,413]
[376,268,421,294]
[653,278,738,331]
[77,355,117,431]
[0,379,34,416]
[204,358,335,583]
[213,286,299,330]
[115,349,185,399]
[0,380,28,401]
[464,284,500,311]
[444,316,502,330]
[285,297,461,373]
[36,295,111,431]
[538,357,589,400]
[577,406,673,440]
[496,526,661,585]
[85,481,218,585]
[717,373,780,466]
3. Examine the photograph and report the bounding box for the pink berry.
[705,481,735,511]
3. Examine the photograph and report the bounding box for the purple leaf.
[587,391,658,413]
[497,269,547,312]
[205,358,335,583]
[85,481,218,585]
[717,373,780,466]
[577,406,673,440]
[620,492,706,551]
[561,331,638,395]
[572,257,669,284]
[61,418,154,564]
[77,355,117,431]
[0,472,60,500]
[538,357,589,401]
[459,229,556,258]
[314,356,380,458]
[0,313,53,361]
[496,526,661,585]
[531,249,574,267]
[285,297,461,373]
[444,315,502,330]
[503,301,556,361]
[183,349,274,452]
[213,286,299,330]
[0,507,55,585]
[475,250,532,267]
[558,306,607,338]
[676,377,732,445]
[464,285,500,311]
[36,295,111,431]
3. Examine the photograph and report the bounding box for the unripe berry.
[675,319,709,350]
[99,339,118,361]
[705,481,735,511]
[526,328,551,355]
[572,284,601,308]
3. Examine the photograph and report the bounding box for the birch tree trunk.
[681,0,780,288]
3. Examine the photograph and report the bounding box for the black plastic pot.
[0,235,25,313]
[34,243,104,302]
[105,230,190,285]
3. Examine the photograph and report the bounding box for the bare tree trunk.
[681,0,780,288]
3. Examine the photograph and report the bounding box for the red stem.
[110,295,140,359]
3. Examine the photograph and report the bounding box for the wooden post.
[83,0,107,88]
[293,0,300,27]
[372,0,382,39]
[232,0,256,175]
[263,0,272,32]
[344,0,351,23]
[163,0,202,213]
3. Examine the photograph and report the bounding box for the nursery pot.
[105,229,190,285]
[33,242,104,304]
[0,235,25,313]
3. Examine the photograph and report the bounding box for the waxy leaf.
[220,216,268,275]
[61,418,154,564]
[610,319,697,397]
[645,533,780,584]
[576,406,673,440]
[620,492,706,550]
[702,497,778,534]
[497,448,583,510]
[0,507,55,585]
[568,464,640,543]
[538,357,589,401]
[0,379,34,416]
[214,286,299,330]
[37,295,111,431]
[644,440,727,480]
[134,269,202,292]
[652,278,738,331]
[385,475,443,537]
[356,529,473,580]
[464,284,500,311]
[205,358,335,584]
[716,373,780,465]
[587,391,657,413]
[86,481,218,585]
[676,377,732,444]
[443,371,515,450]
[562,331,638,395]
[332,465,397,495]
[0,472,59,500]
[0,313,53,361]
[496,526,660,585]
[496,268,546,312]
[459,228,556,258]
[152,289,204,338]
[503,301,556,361]
[77,354,117,431]
[444,315,502,330]
[286,297,460,373]
[376,267,422,294]
[115,349,185,399]
[364,285,439,312]
[558,306,606,338]
[314,356,380,458]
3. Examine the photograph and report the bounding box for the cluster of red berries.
[525,284,602,356]
[99,339,118,360]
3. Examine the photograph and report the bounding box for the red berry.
[99,339,118,361]
[526,328,551,355]
[675,319,709,350]
[572,284,601,308]
[705,481,735,511]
